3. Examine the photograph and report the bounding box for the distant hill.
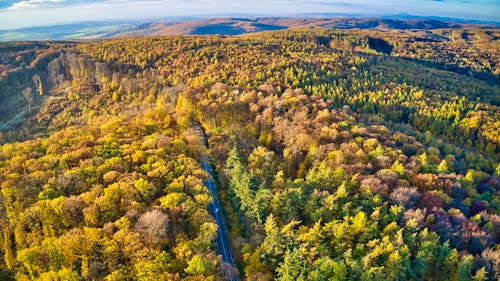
[114,18,288,37]
[112,18,482,37]
[0,17,497,41]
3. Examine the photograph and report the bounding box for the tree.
[135,251,172,279]
[38,268,80,281]
[472,267,488,281]
[262,214,285,267]
[305,161,336,190]
[391,160,405,176]
[185,255,210,276]
[17,246,43,279]
[437,160,450,174]
[457,255,473,281]
[248,146,277,185]
[160,192,188,209]
[133,178,157,203]
[226,147,264,223]
[420,191,443,210]
[276,248,305,281]
[22,87,33,114]
[135,209,170,248]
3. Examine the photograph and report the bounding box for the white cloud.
[9,0,66,9]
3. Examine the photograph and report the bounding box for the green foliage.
[437,159,450,174]
[472,267,489,281]
[185,255,211,276]
[457,255,474,281]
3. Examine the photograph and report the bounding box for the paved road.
[195,125,238,281]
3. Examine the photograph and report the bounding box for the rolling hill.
[1,17,497,42]
[110,17,494,37]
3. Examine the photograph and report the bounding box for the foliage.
[0,26,499,280]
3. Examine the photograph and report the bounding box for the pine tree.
[457,255,473,281]
[472,267,488,281]
[437,160,450,174]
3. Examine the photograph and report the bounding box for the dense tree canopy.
[0,26,499,280]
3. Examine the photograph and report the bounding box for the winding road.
[195,125,238,281]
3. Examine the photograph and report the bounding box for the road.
[195,125,238,281]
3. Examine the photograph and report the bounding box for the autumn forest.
[0,24,499,280]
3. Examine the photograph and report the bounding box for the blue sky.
[0,0,499,29]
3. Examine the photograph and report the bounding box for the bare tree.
[22,87,33,114]
[135,209,170,248]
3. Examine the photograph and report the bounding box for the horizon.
[0,0,499,30]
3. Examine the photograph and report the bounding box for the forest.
[0,26,499,280]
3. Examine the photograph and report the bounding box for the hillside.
[0,26,499,280]
[1,17,498,41]
[114,17,484,37]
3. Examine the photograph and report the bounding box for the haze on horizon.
[0,0,499,30]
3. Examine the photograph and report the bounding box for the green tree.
[276,248,305,281]
[133,178,157,203]
[391,160,405,176]
[437,160,450,174]
[185,255,210,276]
[472,267,488,281]
[457,255,473,281]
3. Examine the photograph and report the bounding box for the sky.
[0,0,499,30]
